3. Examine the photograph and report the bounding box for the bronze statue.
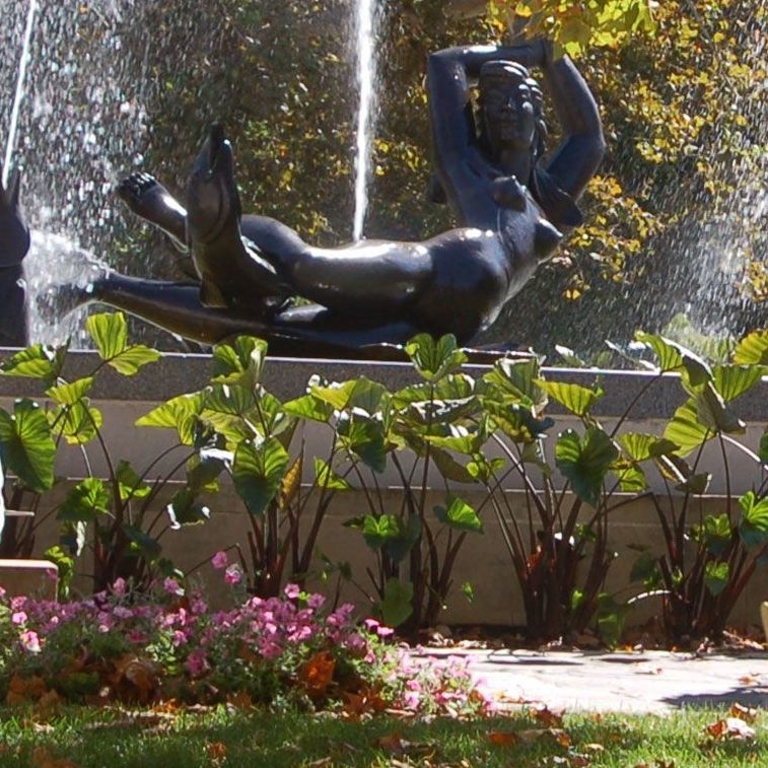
[49,39,604,357]
[0,167,30,347]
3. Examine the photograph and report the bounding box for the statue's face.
[480,77,536,158]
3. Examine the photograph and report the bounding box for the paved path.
[421,648,768,713]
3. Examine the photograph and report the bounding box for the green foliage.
[0,313,209,591]
[625,332,768,641]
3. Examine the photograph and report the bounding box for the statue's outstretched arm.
[539,47,606,200]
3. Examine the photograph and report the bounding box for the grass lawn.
[0,704,764,767]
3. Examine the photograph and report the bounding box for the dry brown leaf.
[30,746,79,768]
[206,741,227,765]
[6,674,48,705]
[517,728,571,747]
[738,675,760,685]
[110,656,159,704]
[730,702,758,723]
[529,703,565,728]
[488,730,518,746]
[705,716,756,741]
[226,691,253,710]
[299,651,335,701]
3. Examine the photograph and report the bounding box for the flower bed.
[0,574,490,718]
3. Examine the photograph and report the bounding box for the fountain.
[351,0,384,241]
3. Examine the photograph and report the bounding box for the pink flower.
[283,583,301,600]
[19,630,41,654]
[211,551,228,570]
[11,611,27,625]
[224,564,242,585]
[163,577,184,596]
[111,578,127,596]
[185,649,209,678]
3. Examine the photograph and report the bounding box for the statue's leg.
[117,174,188,250]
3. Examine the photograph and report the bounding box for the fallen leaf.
[730,702,758,723]
[299,651,335,701]
[584,742,605,752]
[6,675,48,705]
[206,741,227,765]
[110,656,159,704]
[30,747,79,768]
[738,675,760,685]
[705,716,756,741]
[529,703,565,728]
[517,728,571,747]
[488,730,518,746]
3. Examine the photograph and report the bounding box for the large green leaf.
[362,513,402,550]
[696,513,732,557]
[618,432,678,462]
[107,346,162,376]
[555,427,618,507]
[481,357,546,411]
[58,478,110,523]
[611,458,648,492]
[46,377,94,406]
[310,377,388,414]
[50,401,102,445]
[694,384,744,435]
[211,336,268,386]
[738,491,768,549]
[136,392,205,445]
[483,400,553,442]
[635,331,712,386]
[404,334,466,382]
[86,312,128,360]
[0,399,56,491]
[704,561,729,597]
[337,413,387,472]
[535,380,603,417]
[0,343,68,386]
[115,460,151,501]
[284,394,334,422]
[732,329,768,365]
[663,400,712,457]
[313,457,351,490]
[232,437,290,517]
[433,496,483,532]
[378,578,413,627]
[713,364,762,403]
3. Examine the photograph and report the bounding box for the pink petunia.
[224,564,242,585]
[211,551,228,570]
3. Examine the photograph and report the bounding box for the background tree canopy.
[35,0,768,357]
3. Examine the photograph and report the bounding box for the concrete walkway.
[421,648,768,714]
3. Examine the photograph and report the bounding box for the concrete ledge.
[0,559,58,600]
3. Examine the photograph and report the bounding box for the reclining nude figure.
[52,39,604,356]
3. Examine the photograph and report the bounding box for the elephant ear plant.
[138,335,350,599]
[285,333,487,633]
[0,312,220,595]
[623,331,768,642]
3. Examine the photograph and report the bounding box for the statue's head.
[0,167,31,268]
[478,61,545,163]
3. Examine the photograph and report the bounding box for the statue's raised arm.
[426,39,605,230]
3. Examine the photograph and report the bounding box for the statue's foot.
[117,173,187,247]
[36,283,90,324]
